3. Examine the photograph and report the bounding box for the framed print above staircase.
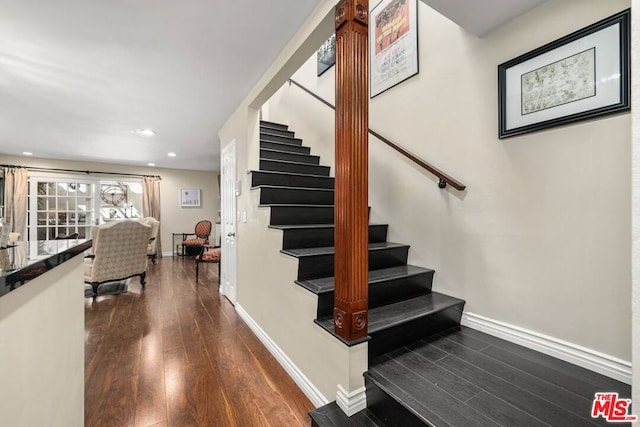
[498,9,630,138]
[370,0,419,98]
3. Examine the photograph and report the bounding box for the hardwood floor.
[85,256,314,427]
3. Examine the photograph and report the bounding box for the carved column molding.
[334,0,369,342]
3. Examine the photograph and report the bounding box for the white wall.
[268,0,632,364]
[0,255,85,427]
[0,155,220,255]
[219,0,370,405]
[630,0,639,411]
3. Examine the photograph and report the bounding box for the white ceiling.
[0,0,545,172]
[0,0,320,172]
[420,0,547,36]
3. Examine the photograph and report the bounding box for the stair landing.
[311,326,631,427]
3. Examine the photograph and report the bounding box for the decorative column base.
[336,384,367,416]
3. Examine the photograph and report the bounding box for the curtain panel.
[142,176,162,257]
[4,167,28,237]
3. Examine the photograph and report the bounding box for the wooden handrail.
[288,79,466,191]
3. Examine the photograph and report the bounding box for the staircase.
[251,121,633,427]
[251,120,467,424]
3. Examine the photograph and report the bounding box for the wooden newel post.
[334,0,369,342]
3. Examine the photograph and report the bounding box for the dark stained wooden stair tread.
[253,184,334,192]
[257,185,334,206]
[296,265,434,295]
[260,140,311,153]
[251,169,332,180]
[260,135,304,145]
[315,293,464,335]
[259,127,296,137]
[259,158,331,176]
[281,241,408,258]
[260,148,321,164]
[260,119,289,129]
[270,223,359,230]
[273,223,388,250]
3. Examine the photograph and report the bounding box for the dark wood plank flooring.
[85,256,314,427]
[368,327,632,427]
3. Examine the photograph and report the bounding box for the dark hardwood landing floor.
[367,326,631,427]
[314,326,631,426]
[85,256,314,427]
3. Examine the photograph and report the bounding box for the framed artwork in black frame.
[498,9,630,139]
[317,34,336,76]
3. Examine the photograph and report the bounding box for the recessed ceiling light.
[135,129,156,137]
[22,151,33,156]
[148,162,156,167]
[167,152,176,157]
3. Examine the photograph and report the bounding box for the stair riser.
[368,271,434,309]
[296,246,409,281]
[260,133,303,145]
[259,127,295,138]
[270,206,334,225]
[282,224,387,250]
[251,171,334,190]
[260,121,289,131]
[260,187,333,206]
[316,271,434,319]
[260,141,310,154]
[260,149,320,165]
[260,159,330,176]
[368,304,464,361]
[365,379,425,427]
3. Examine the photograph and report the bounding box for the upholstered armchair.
[139,217,160,264]
[84,220,152,299]
[182,220,212,255]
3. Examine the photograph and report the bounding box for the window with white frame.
[29,177,98,240]
[27,173,144,241]
[98,180,142,222]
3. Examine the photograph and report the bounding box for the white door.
[221,141,237,304]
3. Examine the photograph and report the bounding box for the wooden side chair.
[182,220,212,256]
[195,245,221,286]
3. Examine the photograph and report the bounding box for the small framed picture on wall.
[180,188,201,208]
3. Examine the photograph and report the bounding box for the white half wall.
[0,255,85,427]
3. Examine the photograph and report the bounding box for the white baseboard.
[461,312,632,384]
[235,304,329,407]
[336,385,366,416]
